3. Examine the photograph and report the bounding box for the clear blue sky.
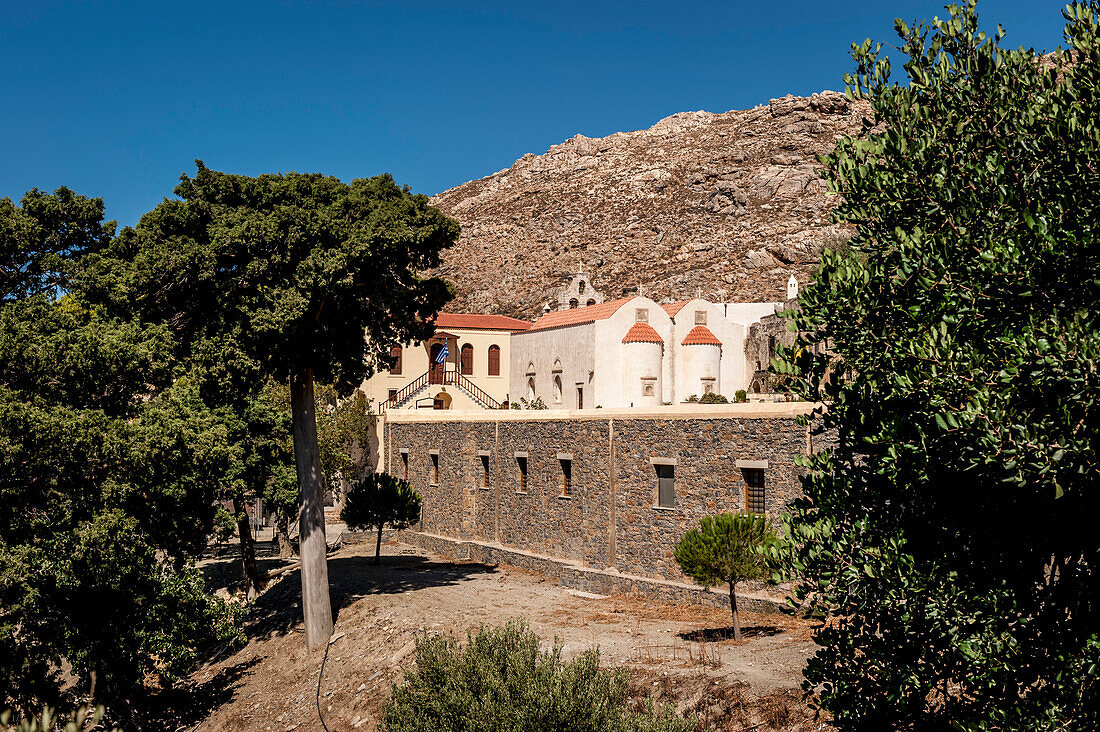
[1,0,1070,227]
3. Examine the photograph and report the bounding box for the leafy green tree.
[0,186,111,300]
[253,379,374,561]
[0,189,244,720]
[673,513,775,640]
[84,163,458,649]
[341,472,422,564]
[776,3,1100,729]
[314,384,374,511]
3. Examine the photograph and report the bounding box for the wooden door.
[429,343,445,383]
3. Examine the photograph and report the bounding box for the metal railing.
[452,371,502,410]
[380,371,430,413]
[380,367,503,412]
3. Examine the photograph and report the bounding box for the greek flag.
[434,343,449,363]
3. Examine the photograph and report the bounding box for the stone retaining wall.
[395,530,785,614]
[383,404,824,588]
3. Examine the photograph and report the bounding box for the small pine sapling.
[673,513,776,640]
[341,472,422,564]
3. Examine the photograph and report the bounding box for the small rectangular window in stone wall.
[479,454,490,489]
[656,464,675,508]
[560,458,572,496]
[516,456,527,493]
[400,451,409,480]
[431,453,440,485]
[743,468,765,513]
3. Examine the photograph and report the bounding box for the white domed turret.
[681,325,722,398]
[622,322,664,406]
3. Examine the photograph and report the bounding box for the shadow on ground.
[136,657,262,732]
[677,625,782,642]
[199,554,293,594]
[245,551,498,642]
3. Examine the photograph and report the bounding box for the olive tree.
[84,164,458,649]
[775,3,1100,729]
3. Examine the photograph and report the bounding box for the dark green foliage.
[1,187,113,300]
[0,189,245,720]
[683,393,731,403]
[775,3,1100,729]
[384,620,701,732]
[341,472,421,563]
[82,164,457,648]
[83,163,459,395]
[212,507,237,545]
[674,514,775,639]
[1,705,120,732]
[734,390,747,403]
[510,396,548,410]
[315,385,374,495]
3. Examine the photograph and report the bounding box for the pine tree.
[674,513,775,640]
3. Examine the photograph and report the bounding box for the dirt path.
[186,540,822,732]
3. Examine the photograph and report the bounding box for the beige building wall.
[362,326,519,412]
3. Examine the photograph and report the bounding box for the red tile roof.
[662,301,691,318]
[529,298,633,332]
[432,313,532,332]
[622,322,664,344]
[681,325,722,346]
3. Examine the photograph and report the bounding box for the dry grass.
[628,670,828,732]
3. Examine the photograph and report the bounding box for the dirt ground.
[180,540,826,732]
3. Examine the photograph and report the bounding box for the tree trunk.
[729,581,741,641]
[232,494,262,601]
[275,511,295,558]
[291,367,334,651]
[375,524,383,565]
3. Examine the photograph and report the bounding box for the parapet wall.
[383,404,824,585]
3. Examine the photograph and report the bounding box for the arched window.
[389,346,403,375]
[569,298,579,309]
[527,377,536,401]
[586,299,596,306]
[487,345,501,376]
[578,280,586,295]
[553,375,563,404]
[460,343,474,375]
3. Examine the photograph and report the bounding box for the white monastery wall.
[510,322,596,409]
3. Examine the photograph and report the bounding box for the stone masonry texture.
[386,408,821,586]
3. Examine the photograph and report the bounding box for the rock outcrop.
[429,91,870,317]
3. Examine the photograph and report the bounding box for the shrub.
[384,619,701,732]
[1,705,120,732]
[697,393,728,404]
[734,390,747,403]
[674,513,776,640]
[510,397,548,410]
[211,506,237,545]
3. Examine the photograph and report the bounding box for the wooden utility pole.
[291,368,333,650]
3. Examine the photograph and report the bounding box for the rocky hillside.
[429,91,871,318]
